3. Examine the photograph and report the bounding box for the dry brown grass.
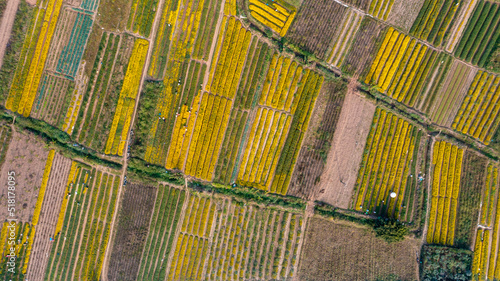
[298,217,419,281]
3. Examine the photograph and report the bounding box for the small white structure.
[390,192,397,198]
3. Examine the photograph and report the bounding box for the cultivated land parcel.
[0,0,500,279]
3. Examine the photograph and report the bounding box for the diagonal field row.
[365,27,438,107]
[453,71,500,145]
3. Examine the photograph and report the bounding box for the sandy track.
[315,87,375,208]
[26,153,72,281]
[0,0,20,70]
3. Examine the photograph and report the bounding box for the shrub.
[373,219,409,243]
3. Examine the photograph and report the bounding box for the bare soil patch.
[288,80,347,199]
[342,17,385,77]
[285,0,348,59]
[386,0,426,32]
[26,153,72,281]
[315,88,375,208]
[0,129,49,221]
[107,183,157,281]
[298,217,419,281]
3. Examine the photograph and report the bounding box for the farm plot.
[0,130,49,222]
[0,125,12,169]
[424,59,477,126]
[105,38,149,156]
[29,73,74,129]
[444,0,478,52]
[214,41,272,184]
[385,0,426,32]
[287,79,347,200]
[61,66,86,135]
[471,163,500,280]
[325,10,363,69]
[248,0,296,37]
[135,184,185,281]
[164,192,304,280]
[148,0,221,79]
[353,108,425,221]
[455,0,500,68]
[341,17,385,77]
[365,27,439,107]
[410,0,464,47]
[0,222,35,280]
[298,217,419,281]
[368,0,396,20]
[66,0,99,12]
[45,8,94,80]
[426,140,464,246]
[316,89,376,209]
[26,151,72,280]
[168,18,254,175]
[43,165,120,281]
[5,0,64,117]
[455,151,488,248]
[341,0,371,11]
[73,33,136,153]
[452,71,500,145]
[235,54,324,194]
[107,183,157,281]
[143,0,224,165]
[285,0,347,59]
[127,0,160,36]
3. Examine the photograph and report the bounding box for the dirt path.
[0,0,20,71]
[100,0,166,277]
[421,137,435,246]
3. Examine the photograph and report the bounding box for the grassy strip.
[0,109,121,169]
[127,157,184,186]
[189,181,306,210]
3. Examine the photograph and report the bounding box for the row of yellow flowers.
[146,0,207,164]
[33,150,55,226]
[166,93,201,170]
[388,122,414,216]
[454,71,487,131]
[6,0,63,117]
[105,39,149,156]
[7,7,45,113]
[148,0,179,77]
[55,161,78,237]
[247,0,296,36]
[427,140,464,245]
[384,121,411,216]
[355,108,384,208]
[468,76,500,138]
[61,87,83,134]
